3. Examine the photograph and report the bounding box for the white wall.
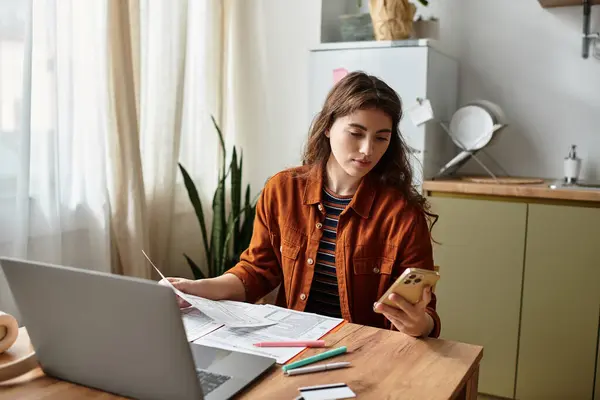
[347,0,600,180]
[231,0,322,191]
[457,0,600,181]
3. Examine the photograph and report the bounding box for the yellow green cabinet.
[516,204,600,400]
[427,194,600,399]
[596,323,600,400]
[428,197,527,398]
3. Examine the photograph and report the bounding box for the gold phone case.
[378,268,440,305]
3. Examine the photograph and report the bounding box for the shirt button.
[373,267,380,273]
[318,204,323,212]
[316,222,323,229]
[307,258,314,265]
[300,293,307,301]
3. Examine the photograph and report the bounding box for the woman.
[167,71,440,338]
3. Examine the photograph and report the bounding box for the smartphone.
[378,268,440,306]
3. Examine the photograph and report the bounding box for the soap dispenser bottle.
[564,144,581,184]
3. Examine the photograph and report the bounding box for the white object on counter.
[564,158,581,182]
[564,145,582,184]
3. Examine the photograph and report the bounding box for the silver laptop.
[0,256,275,400]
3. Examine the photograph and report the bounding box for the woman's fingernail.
[373,302,378,310]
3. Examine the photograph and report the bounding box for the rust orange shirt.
[225,164,441,337]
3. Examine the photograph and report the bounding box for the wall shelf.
[539,0,599,7]
[539,0,600,59]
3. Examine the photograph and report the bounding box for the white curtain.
[141,0,197,272]
[105,0,235,279]
[0,0,112,320]
[166,0,224,278]
[0,0,258,318]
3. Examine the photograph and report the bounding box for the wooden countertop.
[423,178,600,203]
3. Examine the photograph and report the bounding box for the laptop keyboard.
[196,369,231,395]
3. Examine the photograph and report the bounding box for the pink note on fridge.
[333,68,348,84]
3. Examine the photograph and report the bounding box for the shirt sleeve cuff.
[224,263,265,304]
[425,307,441,338]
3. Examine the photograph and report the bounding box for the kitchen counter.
[423,177,600,204]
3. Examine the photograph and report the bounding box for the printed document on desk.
[143,251,276,328]
[179,293,276,328]
[192,305,344,364]
[181,308,223,342]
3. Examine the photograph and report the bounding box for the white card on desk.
[298,383,356,400]
[407,98,434,126]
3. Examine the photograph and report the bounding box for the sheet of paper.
[192,323,304,364]
[179,293,276,328]
[180,307,223,342]
[193,304,344,364]
[407,98,434,126]
[143,251,276,328]
[258,305,344,339]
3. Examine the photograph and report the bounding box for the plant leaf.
[244,185,260,226]
[184,253,206,280]
[211,174,226,278]
[244,184,251,216]
[221,201,255,274]
[236,184,251,255]
[208,115,230,277]
[236,187,261,258]
[218,174,226,274]
[211,115,226,177]
[238,150,243,185]
[240,204,256,254]
[231,147,241,253]
[207,162,231,278]
[220,209,237,276]
[179,163,210,265]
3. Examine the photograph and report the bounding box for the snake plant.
[178,116,258,279]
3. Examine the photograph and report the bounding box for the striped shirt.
[304,187,353,318]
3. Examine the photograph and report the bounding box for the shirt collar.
[303,163,376,219]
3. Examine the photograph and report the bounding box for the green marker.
[282,346,347,372]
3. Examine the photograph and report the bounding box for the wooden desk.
[0,323,483,399]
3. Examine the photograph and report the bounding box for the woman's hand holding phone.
[373,287,434,337]
[373,268,439,337]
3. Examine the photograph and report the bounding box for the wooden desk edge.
[453,347,484,400]
[1,324,484,400]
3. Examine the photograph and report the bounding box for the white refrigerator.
[308,40,459,191]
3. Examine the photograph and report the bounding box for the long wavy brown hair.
[302,71,438,230]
